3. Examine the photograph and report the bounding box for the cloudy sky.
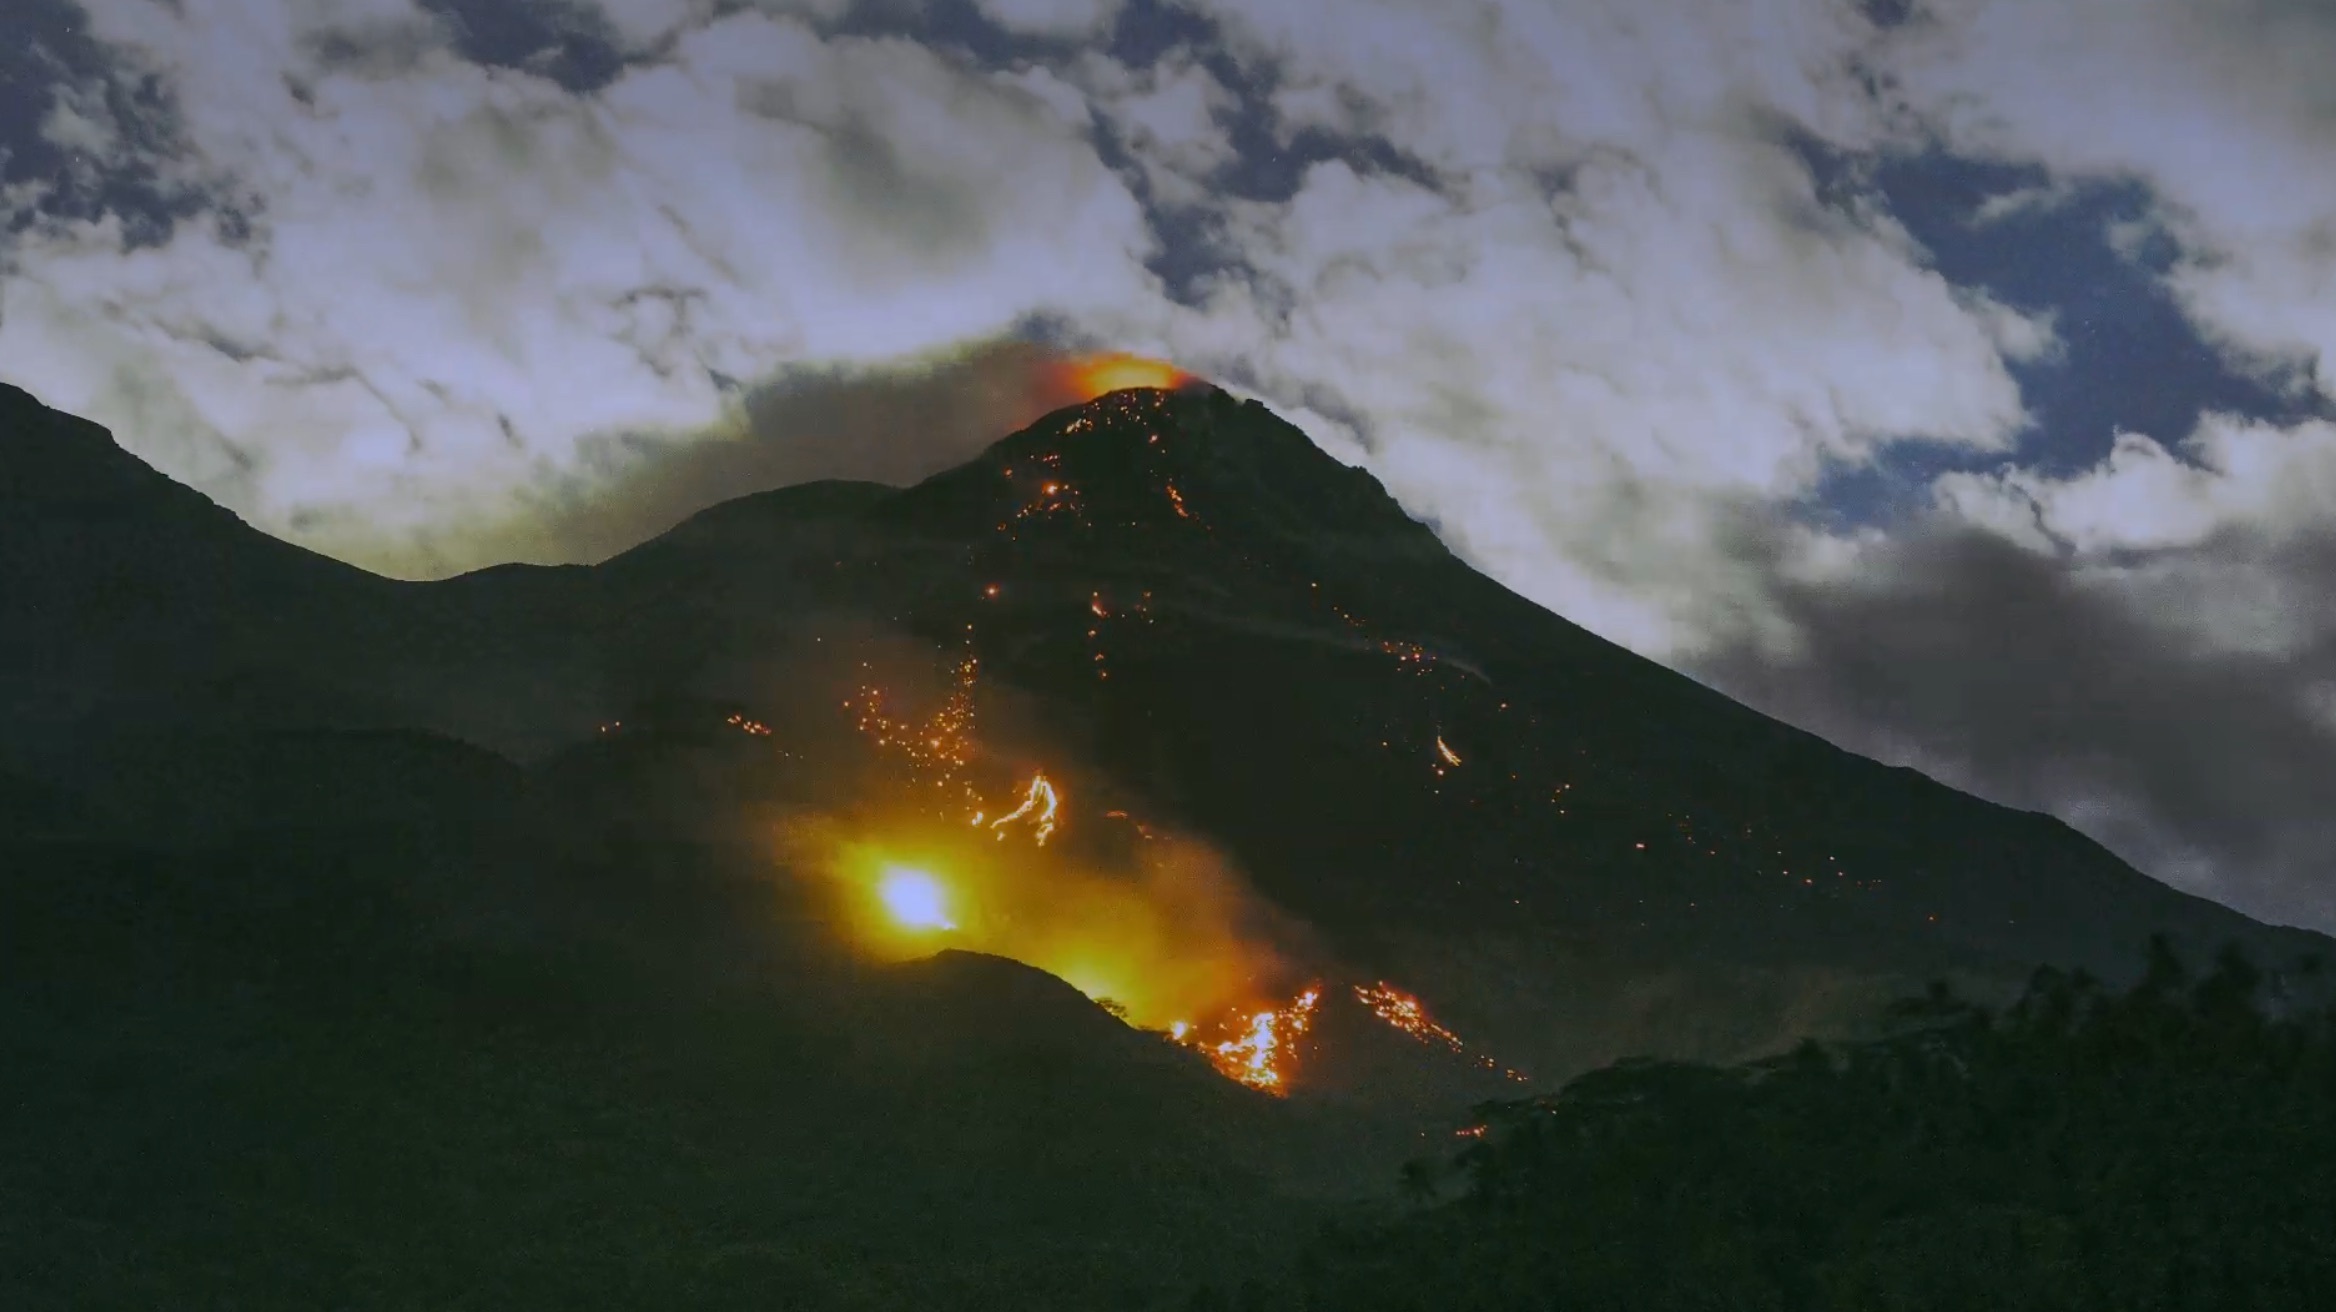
[4,0,2333,931]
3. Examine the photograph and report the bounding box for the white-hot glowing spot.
[877,866,957,931]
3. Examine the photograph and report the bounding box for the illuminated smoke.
[808,636,1479,1098]
[798,709,1296,1047]
[1052,353,1194,399]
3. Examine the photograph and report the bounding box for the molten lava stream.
[1171,987,1323,1095]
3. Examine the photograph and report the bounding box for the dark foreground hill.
[2,378,2330,1308]
[1292,952,2336,1312]
[0,737,1359,1310]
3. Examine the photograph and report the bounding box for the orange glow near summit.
[1056,352,1195,400]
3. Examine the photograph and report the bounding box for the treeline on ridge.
[1196,939,2336,1311]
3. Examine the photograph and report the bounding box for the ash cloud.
[423,336,1106,572]
[1694,517,2336,932]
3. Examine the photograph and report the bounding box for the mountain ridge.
[3,377,2327,1027]
[6,373,2332,1308]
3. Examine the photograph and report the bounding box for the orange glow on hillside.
[791,753,1293,1042]
[808,646,1434,1098]
[1057,353,1194,400]
[1181,986,1322,1094]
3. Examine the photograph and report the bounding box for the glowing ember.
[1435,736,1464,767]
[1353,982,1465,1054]
[815,647,1297,1085]
[1353,981,1531,1083]
[1381,640,1435,674]
[987,773,1060,846]
[1103,809,1157,840]
[1179,986,1321,1094]
[848,647,981,803]
[876,866,957,932]
[1061,352,1192,398]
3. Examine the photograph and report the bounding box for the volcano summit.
[1,379,2327,1309]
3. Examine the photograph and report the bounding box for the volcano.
[2,378,2327,1309]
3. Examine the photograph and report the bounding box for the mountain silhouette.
[3,377,2328,1309]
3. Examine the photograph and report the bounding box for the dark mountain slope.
[9,381,2327,1027]
[0,384,418,744]
[481,385,2324,1061]
[4,377,2330,1307]
[0,725,1349,1311]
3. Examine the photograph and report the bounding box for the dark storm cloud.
[1695,520,2336,930]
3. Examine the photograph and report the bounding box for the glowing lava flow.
[982,773,1060,845]
[1354,981,1530,1083]
[825,661,1346,1095]
[1353,982,1464,1053]
[1173,986,1322,1094]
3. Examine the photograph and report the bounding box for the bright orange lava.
[1060,353,1194,399]
[1176,986,1322,1094]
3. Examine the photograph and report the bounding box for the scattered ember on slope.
[1353,982,1465,1054]
[845,646,982,806]
[1353,981,1530,1083]
[1381,639,1436,673]
[1176,986,1322,1094]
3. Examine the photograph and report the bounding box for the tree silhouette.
[1283,939,2336,1311]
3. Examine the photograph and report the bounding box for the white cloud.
[1054,0,2042,657]
[1932,413,2336,658]
[1965,179,2080,227]
[1877,0,2336,403]
[2,0,2055,637]
[1069,49,1237,208]
[0,0,1162,575]
[971,0,1127,40]
[1942,414,2336,559]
